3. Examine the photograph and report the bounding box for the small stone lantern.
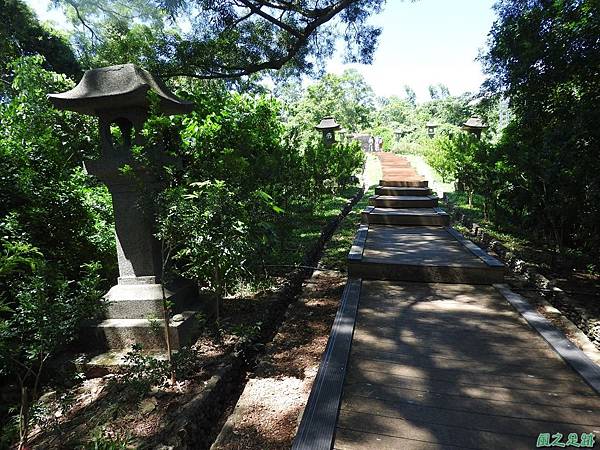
[49,64,197,351]
[462,116,488,139]
[426,121,439,138]
[315,116,341,147]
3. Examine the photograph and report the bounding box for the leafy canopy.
[55,0,386,79]
[0,0,80,96]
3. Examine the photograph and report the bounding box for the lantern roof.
[462,116,488,130]
[315,116,341,131]
[48,64,194,116]
[426,121,439,128]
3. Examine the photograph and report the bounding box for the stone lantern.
[315,116,341,147]
[462,116,488,139]
[49,64,198,352]
[426,121,439,138]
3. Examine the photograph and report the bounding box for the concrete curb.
[496,284,600,394]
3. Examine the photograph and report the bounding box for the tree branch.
[162,0,355,79]
[236,0,304,39]
[66,0,101,46]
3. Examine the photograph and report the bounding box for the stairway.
[356,153,503,284]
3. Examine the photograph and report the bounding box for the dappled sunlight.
[333,280,600,449]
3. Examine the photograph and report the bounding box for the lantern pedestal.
[48,64,201,353]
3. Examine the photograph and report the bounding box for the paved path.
[335,281,600,449]
[294,153,600,450]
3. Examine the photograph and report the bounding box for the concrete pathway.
[294,153,600,450]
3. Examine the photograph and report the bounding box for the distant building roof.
[48,64,194,116]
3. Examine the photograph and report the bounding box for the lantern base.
[103,277,196,320]
[81,310,200,352]
[80,277,204,351]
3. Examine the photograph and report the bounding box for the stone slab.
[82,310,200,350]
[362,207,449,226]
[348,225,504,284]
[380,179,428,188]
[375,186,432,196]
[368,195,439,208]
[104,280,198,319]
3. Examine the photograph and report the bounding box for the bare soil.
[210,270,345,450]
[26,283,292,449]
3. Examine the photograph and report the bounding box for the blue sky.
[26,0,497,103]
[326,0,497,101]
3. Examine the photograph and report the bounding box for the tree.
[0,0,80,96]
[288,69,376,133]
[376,95,416,128]
[404,85,416,107]
[56,0,385,79]
[158,181,251,321]
[481,0,600,253]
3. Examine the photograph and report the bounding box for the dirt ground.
[210,270,345,450]
[25,283,293,449]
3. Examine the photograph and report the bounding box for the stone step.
[375,186,432,196]
[348,225,504,284]
[381,160,412,168]
[103,281,198,319]
[380,179,428,188]
[362,206,450,226]
[382,170,419,177]
[81,310,200,351]
[369,195,439,208]
[76,349,170,376]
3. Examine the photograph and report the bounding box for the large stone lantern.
[462,116,488,139]
[426,121,439,138]
[315,116,341,147]
[49,64,197,351]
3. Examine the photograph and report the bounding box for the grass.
[443,191,531,252]
[319,187,374,272]
[265,185,363,271]
[316,153,382,271]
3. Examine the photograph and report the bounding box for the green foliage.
[55,0,385,79]
[302,139,365,194]
[229,321,262,344]
[122,344,198,397]
[86,429,133,450]
[158,180,251,302]
[0,0,80,96]
[480,0,600,254]
[0,246,104,447]
[153,82,365,300]
[425,133,496,207]
[0,56,113,448]
[280,69,375,137]
[0,56,115,280]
